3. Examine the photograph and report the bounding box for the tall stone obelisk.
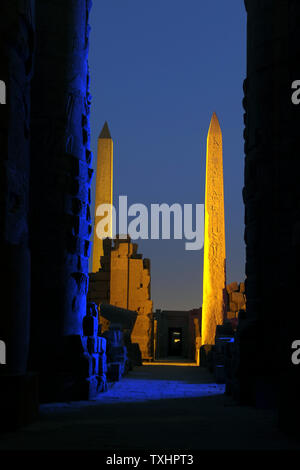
[92,122,113,272]
[201,112,226,345]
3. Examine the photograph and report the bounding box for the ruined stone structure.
[100,304,143,369]
[201,113,227,346]
[88,237,153,359]
[0,0,95,425]
[88,117,153,359]
[154,309,202,363]
[234,0,300,433]
[82,303,107,395]
[226,282,246,323]
[99,303,137,335]
[92,122,113,272]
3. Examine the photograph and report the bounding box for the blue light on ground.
[97,379,226,403]
[41,376,225,413]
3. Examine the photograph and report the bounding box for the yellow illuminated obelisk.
[92,122,113,272]
[201,112,226,345]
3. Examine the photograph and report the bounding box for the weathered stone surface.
[225,281,246,329]
[99,304,137,332]
[226,311,237,320]
[0,0,34,376]
[201,113,226,345]
[0,0,38,429]
[92,122,113,272]
[102,325,128,380]
[83,303,98,337]
[231,292,246,308]
[226,282,239,294]
[28,0,94,401]
[231,1,300,432]
[229,302,237,312]
[80,303,108,397]
[88,236,153,359]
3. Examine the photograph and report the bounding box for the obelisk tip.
[99,121,112,139]
[208,112,222,136]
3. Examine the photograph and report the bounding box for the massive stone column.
[29,0,94,401]
[92,122,113,272]
[0,0,38,429]
[238,0,300,432]
[201,113,226,346]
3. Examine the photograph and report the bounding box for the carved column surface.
[243,0,298,367]
[237,1,300,418]
[0,0,39,431]
[0,0,35,375]
[29,0,93,398]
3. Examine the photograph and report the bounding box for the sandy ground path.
[0,364,300,450]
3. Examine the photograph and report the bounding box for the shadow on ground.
[0,365,300,450]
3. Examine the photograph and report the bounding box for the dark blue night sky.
[89,1,247,311]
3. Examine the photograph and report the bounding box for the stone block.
[81,376,98,400]
[91,353,99,376]
[98,337,107,353]
[239,282,245,293]
[231,292,246,308]
[78,352,93,378]
[226,282,239,294]
[83,312,98,337]
[87,336,97,354]
[98,374,107,393]
[98,353,107,374]
[227,311,237,320]
[81,336,88,352]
